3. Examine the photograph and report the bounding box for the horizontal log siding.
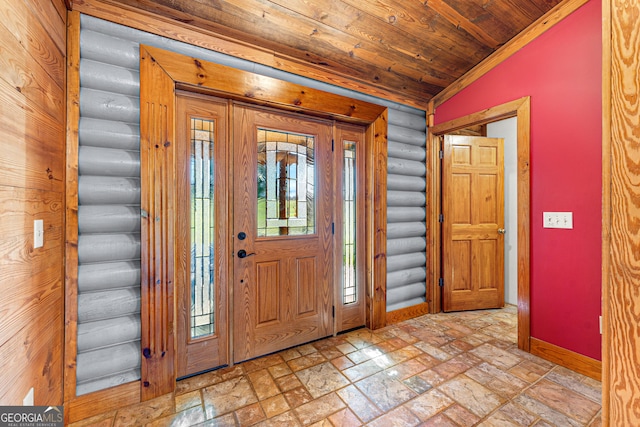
[386,110,428,312]
[76,18,142,395]
[75,14,426,394]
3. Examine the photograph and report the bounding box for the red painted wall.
[435,0,602,360]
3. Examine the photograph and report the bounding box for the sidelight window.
[190,117,216,339]
[343,140,357,304]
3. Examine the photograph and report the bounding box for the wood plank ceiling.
[105,0,562,107]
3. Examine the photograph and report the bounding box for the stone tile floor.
[71,306,602,426]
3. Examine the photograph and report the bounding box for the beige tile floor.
[71,306,602,426]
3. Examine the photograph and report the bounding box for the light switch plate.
[34,219,44,248]
[543,212,573,229]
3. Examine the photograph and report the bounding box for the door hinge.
[439,214,444,223]
[438,277,444,287]
[332,222,335,234]
[332,139,334,152]
[332,306,335,318]
[439,150,443,159]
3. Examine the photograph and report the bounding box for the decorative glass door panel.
[176,94,228,378]
[257,129,315,236]
[342,140,357,305]
[191,117,216,338]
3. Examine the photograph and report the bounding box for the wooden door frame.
[138,45,388,400]
[175,93,229,378]
[427,97,531,351]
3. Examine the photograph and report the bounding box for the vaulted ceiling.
[107,0,563,107]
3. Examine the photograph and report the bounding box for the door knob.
[498,228,506,234]
[237,249,255,258]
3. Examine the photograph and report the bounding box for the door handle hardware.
[238,232,247,240]
[498,228,506,234]
[237,249,255,258]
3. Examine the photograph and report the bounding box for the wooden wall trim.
[64,10,81,409]
[71,0,425,110]
[428,97,531,351]
[601,0,611,423]
[425,100,438,314]
[386,302,430,325]
[366,112,388,330]
[530,338,602,381]
[139,46,177,401]
[514,100,531,353]
[431,0,590,108]
[66,382,140,424]
[141,46,385,125]
[604,0,640,424]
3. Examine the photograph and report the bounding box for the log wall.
[74,15,143,396]
[386,116,428,312]
[71,13,426,395]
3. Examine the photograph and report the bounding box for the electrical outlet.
[34,220,44,248]
[543,212,573,229]
[23,387,34,406]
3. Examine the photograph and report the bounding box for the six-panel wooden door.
[442,135,505,312]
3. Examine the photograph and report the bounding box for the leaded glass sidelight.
[257,129,315,237]
[190,118,216,339]
[343,140,357,304]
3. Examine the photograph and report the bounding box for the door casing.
[139,45,388,400]
[427,97,531,351]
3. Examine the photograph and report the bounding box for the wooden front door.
[442,135,505,312]
[233,104,334,362]
[175,94,229,378]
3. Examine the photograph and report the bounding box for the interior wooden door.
[442,135,505,312]
[175,94,229,377]
[233,104,334,362]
